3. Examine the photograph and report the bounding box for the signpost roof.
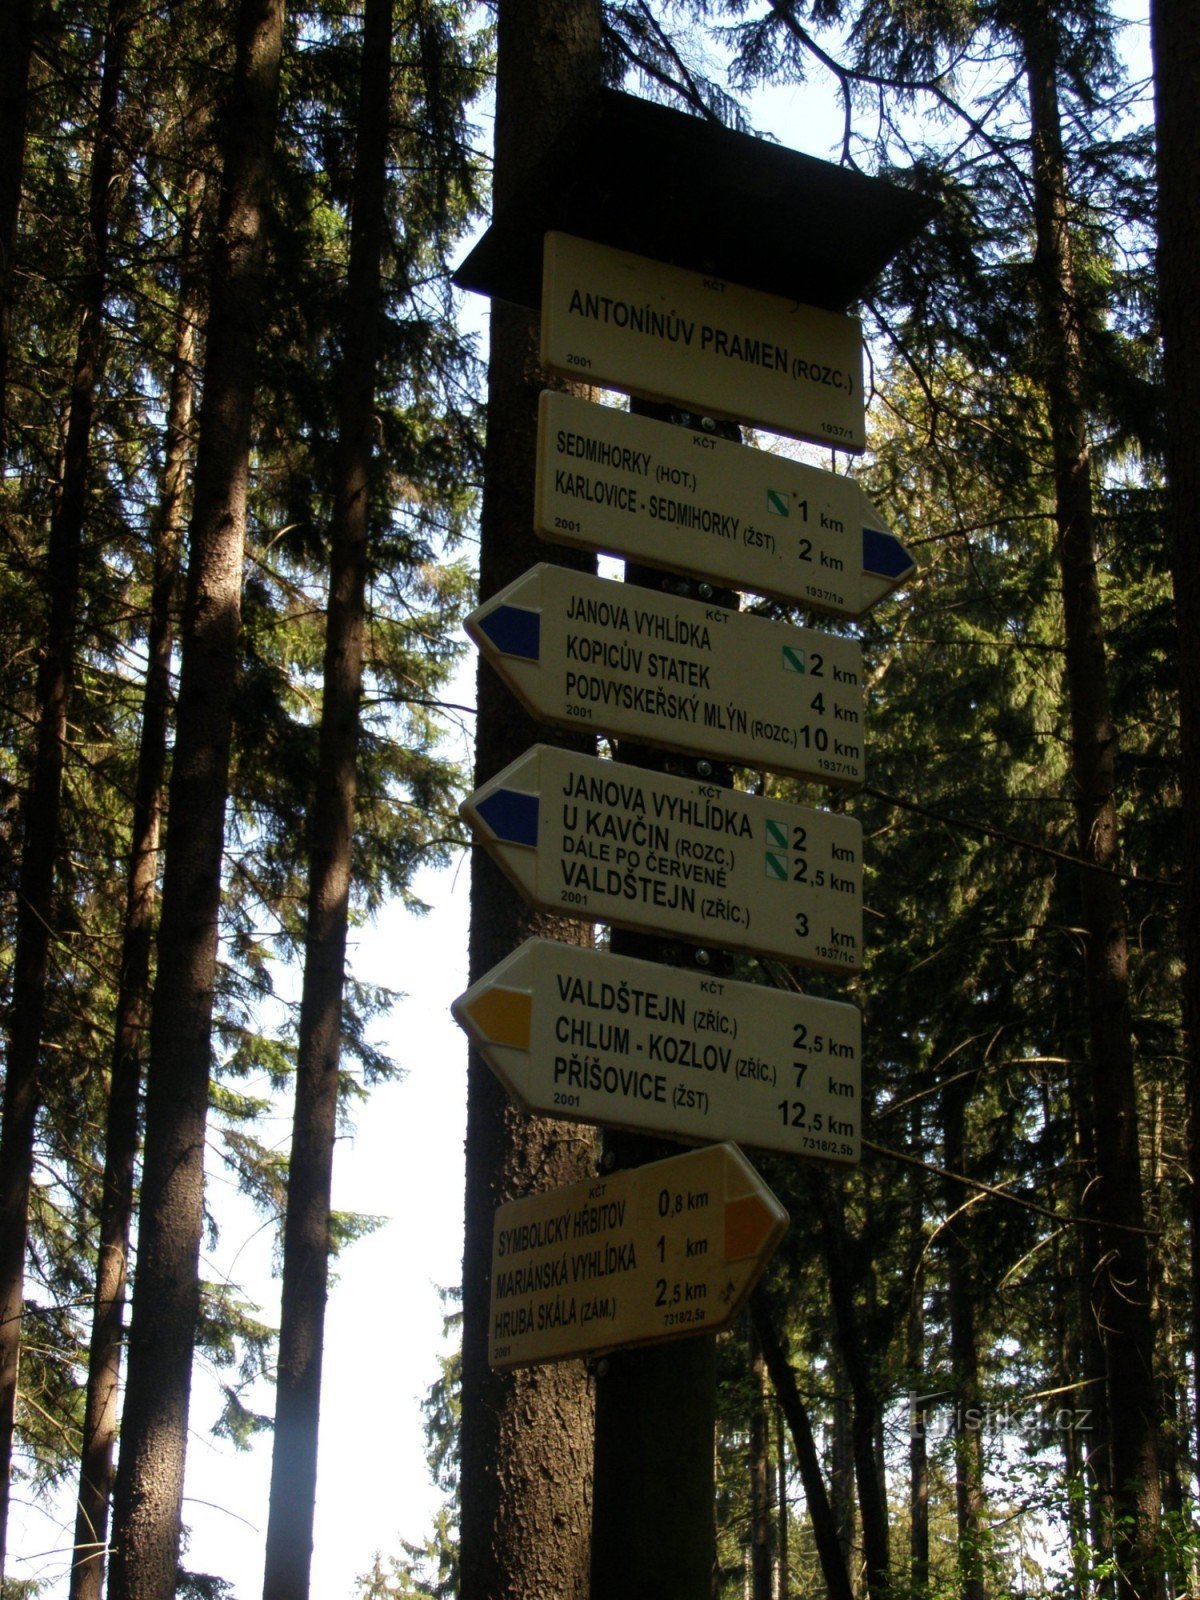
[454,88,933,314]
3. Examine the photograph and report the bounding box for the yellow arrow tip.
[723,1194,781,1263]
[464,987,532,1050]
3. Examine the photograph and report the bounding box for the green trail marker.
[467,563,866,788]
[461,745,863,972]
[536,391,915,616]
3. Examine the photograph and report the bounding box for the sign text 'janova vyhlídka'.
[467,564,865,788]
[461,745,862,971]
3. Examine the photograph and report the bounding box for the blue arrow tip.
[862,526,915,582]
[478,604,541,660]
[475,788,540,847]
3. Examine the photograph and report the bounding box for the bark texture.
[106,2,285,1595]
[69,165,203,1600]
[261,0,391,1590]
[0,0,129,1574]
[457,0,602,1592]
[1150,0,1200,1485]
[1023,18,1161,1599]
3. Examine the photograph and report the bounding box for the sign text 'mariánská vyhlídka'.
[535,391,915,617]
[541,232,865,451]
[488,1141,788,1367]
[467,564,865,789]
[461,746,862,972]
[455,939,861,1163]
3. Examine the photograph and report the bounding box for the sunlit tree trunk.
[68,159,205,1600]
[260,0,392,1592]
[107,1,285,1593]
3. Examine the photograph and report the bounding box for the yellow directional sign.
[536,392,915,616]
[461,746,862,971]
[467,564,865,789]
[488,1141,788,1367]
[455,940,862,1162]
[541,232,865,450]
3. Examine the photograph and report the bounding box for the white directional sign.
[488,1141,788,1367]
[461,745,862,971]
[535,391,915,616]
[466,564,865,789]
[541,232,866,451]
[455,940,861,1163]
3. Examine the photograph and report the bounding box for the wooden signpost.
[536,390,914,616]
[454,87,929,1600]
[461,744,862,971]
[467,563,866,788]
[455,939,861,1162]
[487,1141,788,1367]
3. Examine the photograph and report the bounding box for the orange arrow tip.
[463,987,532,1050]
[723,1194,786,1263]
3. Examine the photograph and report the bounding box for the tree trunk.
[260,0,391,1591]
[830,1350,856,1594]
[908,1103,929,1600]
[0,0,35,456]
[456,0,602,1592]
[1022,22,1161,1600]
[751,1293,855,1600]
[818,1178,890,1600]
[1063,1057,1113,1597]
[1150,0,1200,1491]
[776,1401,789,1600]
[750,1320,774,1600]
[68,160,204,1600]
[1043,1082,1091,1600]
[942,1079,987,1600]
[106,2,285,1595]
[0,0,129,1576]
